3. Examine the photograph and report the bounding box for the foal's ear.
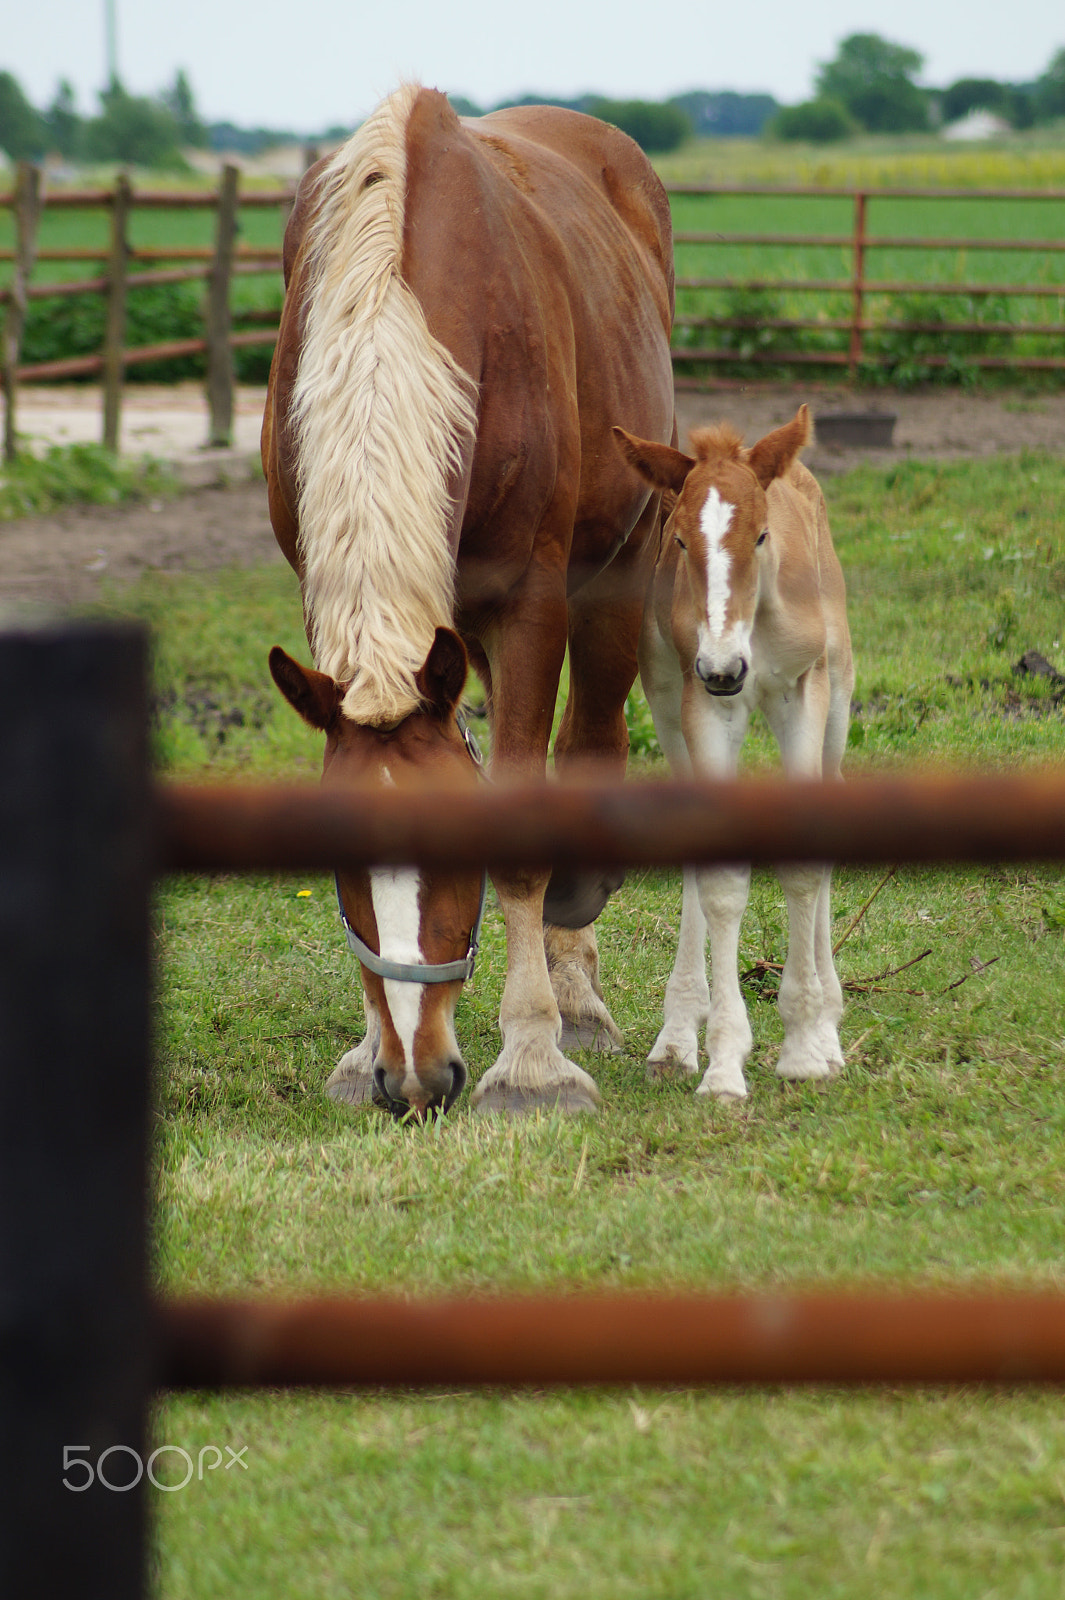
[612,427,696,495]
[268,646,342,730]
[745,404,811,489]
[416,627,468,718]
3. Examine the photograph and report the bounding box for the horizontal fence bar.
[666,184,1065,200]
[0,186,294,208]
[676,277,1065,298]
[155,773,1065,876]
[675,232,1065,253]
[157,1288,1065,1389]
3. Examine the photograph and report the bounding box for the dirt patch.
[1,385,1063,610]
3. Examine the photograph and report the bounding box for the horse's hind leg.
[545,538,651,1053]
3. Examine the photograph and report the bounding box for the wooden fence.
[3,621,1065,1597]
[670,182,1065,385]
[3,169,1065,463]
[0,162,287,461]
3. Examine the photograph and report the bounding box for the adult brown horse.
[262,84,675,1116]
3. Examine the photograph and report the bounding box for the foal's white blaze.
[696,486,753,681]
[699,487,733,643]
[369,866,425,1065]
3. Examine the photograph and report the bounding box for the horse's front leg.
[324,988,383,1105]
[469,575,600,1114]
[683,680,754,1101]
[764,670,844,1081]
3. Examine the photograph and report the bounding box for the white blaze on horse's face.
[267,630,480,1118]
[675,462,769,698]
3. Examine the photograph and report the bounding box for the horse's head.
[614,407,810,696]
[269,627,484,1118]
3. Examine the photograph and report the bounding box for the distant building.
[942,109,1011,141]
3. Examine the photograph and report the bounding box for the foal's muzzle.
[697,658,748,697]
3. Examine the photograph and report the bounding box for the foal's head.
[615,406,810,695]
[270,627,483,1117]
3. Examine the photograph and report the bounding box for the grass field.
[70,445,1065,1595]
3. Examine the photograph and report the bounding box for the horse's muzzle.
[373,1058,467,1119]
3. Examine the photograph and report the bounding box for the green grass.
[0,440,178,521]
[81,449,1065,1596]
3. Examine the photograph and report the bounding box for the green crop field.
[58,444,1064,1596]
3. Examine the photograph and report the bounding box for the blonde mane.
[292,83,479,725]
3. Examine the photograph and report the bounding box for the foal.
[614,406,854,1101]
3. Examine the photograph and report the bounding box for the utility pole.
[104,0,119,90]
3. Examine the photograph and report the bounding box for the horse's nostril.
[445,1058,468,1110]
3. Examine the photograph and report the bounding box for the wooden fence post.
[102,173,131,453]
[0,621,153,1600]
[1,162,42,464]
[205,163,239,448]
[848,189,867,383]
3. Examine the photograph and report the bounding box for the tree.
[587,98,691,154]
[816,33,930,133]
[769,98,856,144]
[1035,47,1065,121]
[44,79,82,159]
[668,91,779,139]
[161,69,207,148]
[84,80,185,167]
[0,70,46,160]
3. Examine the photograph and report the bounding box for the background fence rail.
[4,172,1065,462]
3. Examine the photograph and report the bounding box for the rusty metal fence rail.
[4,620,1065,1597]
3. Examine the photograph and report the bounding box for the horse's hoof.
[471,1080,601,1115]
[324,1073,376,1105]
[560,1017,622,1055]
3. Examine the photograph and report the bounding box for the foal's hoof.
[471,1080,601,1115]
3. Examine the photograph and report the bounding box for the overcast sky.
[6,0,1064,132]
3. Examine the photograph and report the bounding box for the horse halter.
[335,713,489,985]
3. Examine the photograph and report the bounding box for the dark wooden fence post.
[848,189,867,383]
[102,173,132,453]
[1,161,42,464]
[205,163,239,447]
[0,622,153,1600]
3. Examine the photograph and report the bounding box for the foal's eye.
[756,529,769,547]
[674,536,687,551]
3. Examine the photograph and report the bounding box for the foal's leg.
[639,612,708,1078]
[764,668,842,1081]
[683,680,755,1101]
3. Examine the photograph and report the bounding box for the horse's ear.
[416,627,468,718]
[745,404,811,489]
[268,646,341,730]
[612,427,695,495]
